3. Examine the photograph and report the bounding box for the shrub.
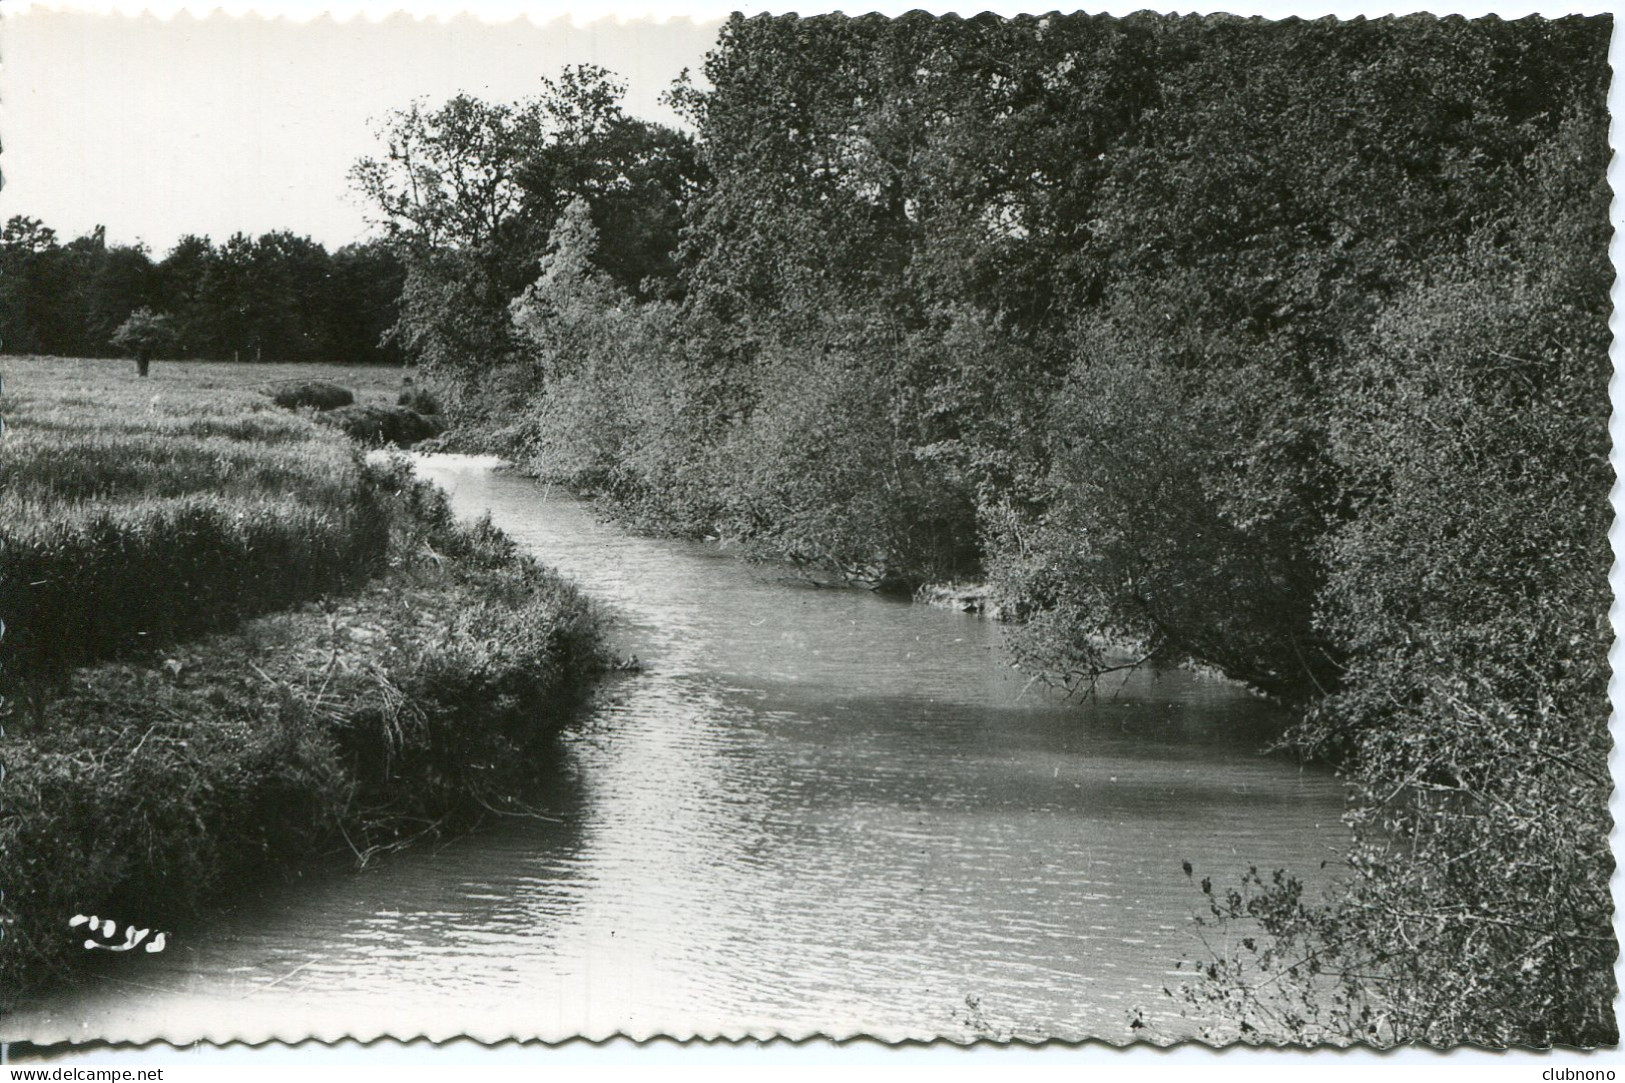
[988,323,1332,700]
[1177,109,1615,1047]
[714,325,979,590]
[317,403,444,447]
[266,380,356,411]
[396,385,440,415]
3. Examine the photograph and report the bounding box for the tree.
[0,223,110,357]
[110,308,177,376]
[350,65,704,391]
[352,24,1616,1047]
[517,67,705,298]
[0,217,58,354]
[350,93,539,252]
[509,196,623,368]
[506,197,719,528]
[1,216,56,253]
[246,231,336,362]
[154,234,216,357]
[0,221,396,365]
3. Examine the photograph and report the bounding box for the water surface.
[7,454,1349,1044]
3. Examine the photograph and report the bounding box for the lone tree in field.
[110,307,177,377]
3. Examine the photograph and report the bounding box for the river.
[7,454,1349,1045]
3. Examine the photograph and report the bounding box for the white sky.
[0,8,722,252]
[0,1,1610,255]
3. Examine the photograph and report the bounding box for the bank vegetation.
[0,358,608,999]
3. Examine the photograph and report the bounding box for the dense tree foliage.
[0,219,404,365]
[349,64,704,415]
[363,13,1612,1045]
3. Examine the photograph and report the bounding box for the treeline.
[0,218,404,364]
[358,14,1613,1045]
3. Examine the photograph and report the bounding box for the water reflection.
[5,455,1348,1045]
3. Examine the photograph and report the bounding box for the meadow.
[0,356,608,998]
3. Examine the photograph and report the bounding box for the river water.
[8,454,1349,1045]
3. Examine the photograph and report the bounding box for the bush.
[510,206,730,536]
[396,385,441,415]
[989,327,1332,700]
[508,209,979,583]
[714,323,979,590]
[317,403,444,447]
[266,380,356,410]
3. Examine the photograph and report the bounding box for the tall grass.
[1,491,390,679]
[0,357,406,683]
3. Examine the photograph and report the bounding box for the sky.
[0,9,722,252]
[0,0,1608,256]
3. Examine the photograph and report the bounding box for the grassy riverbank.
[0,356,608,1000]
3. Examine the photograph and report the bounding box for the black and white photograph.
[0,0,1615,1063]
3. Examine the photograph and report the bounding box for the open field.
[0,356,608,999]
